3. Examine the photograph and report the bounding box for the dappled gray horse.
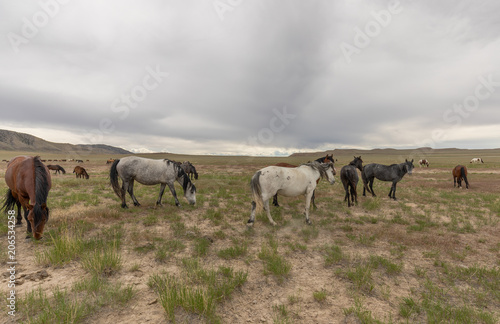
[109,156,196,208]
[180,161,198,180]
[362,159,414,200]
[248,161,336,226]
[340,156,363,207]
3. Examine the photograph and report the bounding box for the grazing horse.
[106,159,115,164]
[340,156,363,207]
[73,166,89,179]
[248,161,336,226]
[362,159,414,200]
[418,159,429,167]
[47,164,66,174]
[180,161,199,180]
[470,158,483,163]
[453,165,469,189]
[1,156,51,240]
[109,156,196,208]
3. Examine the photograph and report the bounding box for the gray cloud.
[1,0,499,155]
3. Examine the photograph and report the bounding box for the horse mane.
[33,156,50,226]
[164,159,196,193]
[302,161,331,180]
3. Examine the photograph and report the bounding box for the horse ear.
[411,159,414,163]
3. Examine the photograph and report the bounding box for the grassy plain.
[0,149,499,323]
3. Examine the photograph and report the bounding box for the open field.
[1,150,500,323]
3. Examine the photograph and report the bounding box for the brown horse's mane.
[33,156,50,226]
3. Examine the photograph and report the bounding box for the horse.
[106,159,115,164]
[1,156,51,240]
[340,156,363,207]
[362,159,414,200]
[47,164,66,174]
[180,161,199,180]
[418,159,429,167]
[470,158,483,163]
[109,156,196,208]
[73,166,89,179]
[247,161,336,226]
[271,155,335,208]
[453,165,469,189]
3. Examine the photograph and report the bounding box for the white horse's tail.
[250,171,264,212]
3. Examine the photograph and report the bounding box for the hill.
[0,129,131,155]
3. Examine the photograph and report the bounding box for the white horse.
[418,159,429,167]
[109,156,196,208]
[247,161,336,226]
[470,158,484,163]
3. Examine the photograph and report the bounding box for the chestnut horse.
[1,156,51,240]
[73,166,89,179]
[453,165,469,189]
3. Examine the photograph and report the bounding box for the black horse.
[340,156,363,207]
[362,159,414,200]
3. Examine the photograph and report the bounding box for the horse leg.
[390,182,397,200]
[15,201,22,226]
[247,201,257,226]
[23,207,31,236]
[264,199,277,226]
[304,191,314,225]
[120,181,129,208]
[311,190,317,210]
[156,183,167,206]
[272,193,280,207]
[126,180,140,206]
[167,182,181,207]
[369,178,376,197]
[453,176,457,188]
[351,184,358,206]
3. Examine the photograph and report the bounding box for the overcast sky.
[1,0,499,155]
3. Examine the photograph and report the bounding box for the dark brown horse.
[453,165,469,189]
[2,156,51,240]
[340,156,363,207]
[73,166,89,179]
[47,164,66,174]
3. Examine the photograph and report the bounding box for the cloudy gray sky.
[1,0,499,155]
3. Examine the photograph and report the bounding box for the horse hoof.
[134,202,141,206]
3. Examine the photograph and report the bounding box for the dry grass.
[0,150,499,323]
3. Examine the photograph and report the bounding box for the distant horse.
[47,164,66,174]
[340,156,363,207]
[106,159,115,164]
[315,154,335,163]
[248,161,336,226]
[110,156,196,208]
[470,158,483,163]
[1,156,51,240]
[180,161,199,180]
[362,159,414,200]
[73,166,89,179]
[452,165,469,189]
[419,159,429,167]
[76,159,84,163]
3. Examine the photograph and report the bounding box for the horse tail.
[109,159,122,198]
[250,171,263,211]
[461,166,469,188]
[1,189,17,213]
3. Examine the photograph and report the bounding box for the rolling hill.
[0,129,131,155]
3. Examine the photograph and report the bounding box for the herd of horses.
[0,153,481,240]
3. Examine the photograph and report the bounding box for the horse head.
[351,156,363,171]
[404,159,414,175]
[184,182,197,205]
[27,202,49,240]
[321,162,336,185]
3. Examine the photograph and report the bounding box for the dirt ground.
[1,155,499,323]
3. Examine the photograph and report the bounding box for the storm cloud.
[1,0,499,155]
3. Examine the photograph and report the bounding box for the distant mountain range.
[0,129,131,155]
[290,147,500,157]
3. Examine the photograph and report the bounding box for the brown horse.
[2,156,51,240]
[452,165,469,189]
[47,164,66,174]
[73,166,89,179]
